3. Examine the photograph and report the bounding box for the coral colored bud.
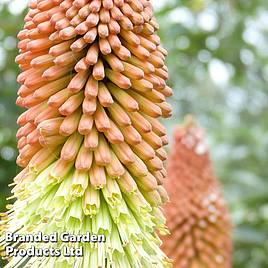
[98,82,114,107]
[89,163,106,189]
[107,82,139,112]
[105,68,132,89]
[60,132,83,161]
[75,144,93,170]
[106,150,125,178]
[94,134,111,166]
[111,142,135,165]
[60,108,82,136]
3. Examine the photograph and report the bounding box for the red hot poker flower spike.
[1,0,173,267]
[162,118,232,268]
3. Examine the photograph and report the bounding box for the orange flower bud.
[60,132,83,161]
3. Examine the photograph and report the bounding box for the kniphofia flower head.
[0,0,173,267]
[161,117,232,268]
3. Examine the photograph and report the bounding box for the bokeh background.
[0,0,267,267]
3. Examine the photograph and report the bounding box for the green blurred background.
[0,0,267,267]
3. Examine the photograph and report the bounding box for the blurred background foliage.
[0,0,267,267]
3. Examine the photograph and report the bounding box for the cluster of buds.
[0,0,172,267]
[161,118,232,268]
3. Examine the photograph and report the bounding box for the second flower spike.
[162,118,232,268]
